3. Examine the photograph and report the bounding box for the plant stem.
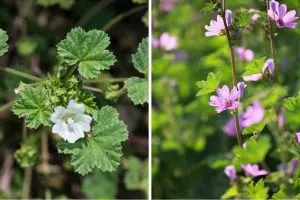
[22,168,32,199]
[0,66,42,82]
[76,0,115,27]
[0,101,14,113]
[265,0,278,82]
[63,65,78,81]
[221,3,243,146]
[83,86,103,93]
[84,77,128,83]
[102,5,147,31]
[21,122,32,199]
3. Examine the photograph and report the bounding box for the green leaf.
[132,38,148,74]
[16,37,38,56]
[0,29,9,56]
[233,136,271,165]
[242,121,266,135]
[57,27,116,79]
[196,72,222,96]
[242,57,265,76]
[124,156,148,195]
[124,77,148,105]
[12,86,52,129]
[57,106,128,175]
[236,12,253,27]
[221,185,238,199]
[200,3,217,15]
[283,95,300,111]
[243,180,269,199]
[82,171,118,199]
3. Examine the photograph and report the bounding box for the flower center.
[225,100,232,107]
[67,118,75,132]
[62,112,76,121]
[277,20,284,27]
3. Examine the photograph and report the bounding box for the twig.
[102,5,147,31]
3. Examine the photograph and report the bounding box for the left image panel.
[0,0,148,199]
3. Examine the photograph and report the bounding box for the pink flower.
[241,101,264,127]
[278,108,286,127]
[268,0,298,29]
[159,32,178,51]
[223,101,264,136]
[152,38,160,48]
[237,82,247,98]
[160,0,176,12]
[205,10,232,37]
[236,47,254,61]
[262,58,275,77]
[209,85,240,113]
[242,164,268,177]
[249,9,260,22]
[224,165,237,181]
[243,58,275,82]
[287,158,298,175]
[296,132,300,144]
[223,117,244,137]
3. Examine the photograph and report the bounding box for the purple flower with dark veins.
[268,0,298,29]
[224,165,237,181]
[209,85,240,113]
[205,10,232,37]
[242,164,268,177]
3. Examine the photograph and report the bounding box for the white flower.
[51,100,92,143]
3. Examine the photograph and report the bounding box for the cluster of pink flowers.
[243,58,275,82]
[152,32,178,51]
[235,47,254,61]
[209,82,246,113]
[225,164,268,180]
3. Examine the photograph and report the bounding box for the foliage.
[57,106,128,175]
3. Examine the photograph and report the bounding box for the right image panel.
[152,0,300,199]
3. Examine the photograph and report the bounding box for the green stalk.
[265,0,278,82]
[102,5,147,31]
[0,66,42,82]
[221,2,243,146]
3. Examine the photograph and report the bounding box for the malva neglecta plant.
[196,0,300,198]
[0,27,148,175]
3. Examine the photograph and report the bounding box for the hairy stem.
[265,0,278,82]
[83,85,103,93]
[84,77,128,83]
[21,122,32,199]
[221,4,243,146]
[63,65,78,81]
[0,66,42,82]
[102,5,147,31]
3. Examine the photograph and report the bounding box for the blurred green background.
[152,0,300,198]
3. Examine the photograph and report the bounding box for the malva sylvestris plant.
[197,0,300,198]
[0,27,149,176]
